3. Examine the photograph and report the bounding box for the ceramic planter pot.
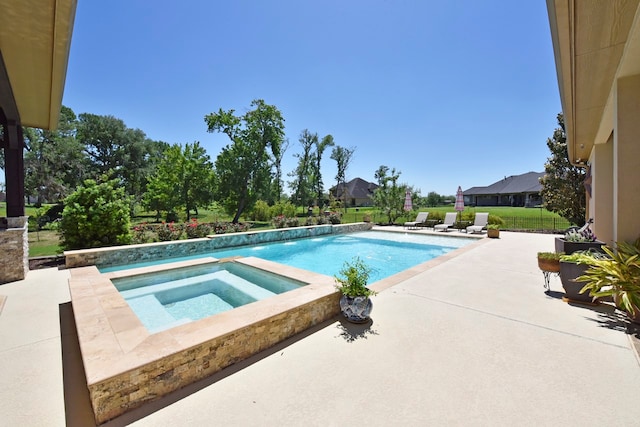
[487,229,500,238]
[559,261,597,304]
[555,237,605,255]
[538,258,560,273]
[339,295,373,323]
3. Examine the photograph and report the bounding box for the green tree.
[540,113,586,226]
[373,165,405,224]
[205,99,285,223]
[330,145,355,211]
[144,142,215,220]
[270,137,289,203]
[289,129,317,208]
[23,105,86,205]
[59,178,132,250]
[313,134,335,211]
[425,191,443,207]
[77,113,166,208]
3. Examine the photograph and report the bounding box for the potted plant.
[559,250,607,304]
[578,238,640,324]
[555,220,604,254]
[335,257,377,323]
[537,251,563,272]
[486,224,500,238]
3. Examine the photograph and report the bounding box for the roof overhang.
[546,0,640,164]
[0,0,77,130]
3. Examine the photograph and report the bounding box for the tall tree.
[289,129,317,208]
[373,165,405,224]
[205,99,285,223]
[77,113,128,176]
[23,105,86,204]
[77,113,168,209]
[270,137,289,203]
[540,113,586,226]
[144,142,215,220]
[313,134,334,211]
[330,145,355,210]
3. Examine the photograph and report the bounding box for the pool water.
[112,262,305,333]
[103,231,471,283]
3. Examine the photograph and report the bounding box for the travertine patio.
[1,230,638,426]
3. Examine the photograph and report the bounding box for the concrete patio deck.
[1,231,639,426]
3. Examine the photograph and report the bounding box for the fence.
[338,212,572,233]
[497,216,572,232]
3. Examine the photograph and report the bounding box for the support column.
[613,75,640,243]
[3,120,25,217]
[590,137,614,247]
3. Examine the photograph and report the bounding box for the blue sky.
[60,0,561,196]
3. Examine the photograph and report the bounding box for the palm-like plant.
[578,238,640,319]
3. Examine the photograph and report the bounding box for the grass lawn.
[28,230,63,257]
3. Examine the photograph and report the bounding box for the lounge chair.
[434,212,457,232]
[465,212,489,234]
[404,212,429,229]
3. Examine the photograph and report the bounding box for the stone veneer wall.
[91,290,340,424]
[65,222,373,269]
[0,216,29,284]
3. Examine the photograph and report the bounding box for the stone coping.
[70,258,336,385]
[69,256,341,423]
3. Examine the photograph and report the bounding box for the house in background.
[463,171,544,207]
[331,177,378,207]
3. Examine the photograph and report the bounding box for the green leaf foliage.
[144,142,215,221]
[539,113,586,226]
[578,238,640,315]
[373,165,406,225]
[334,257,377,298]
[205,99,285,223]
[59,178,132,250]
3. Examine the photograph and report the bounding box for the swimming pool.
[69,225,483,423]
[112,262,306,333]
[101,231,472,282]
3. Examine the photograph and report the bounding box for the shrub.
[252,200,271,222]
[270,201,296,218]
[316,215,327,225]
[132,222,150,244]
[488,215,505,227]
[328,212,342,224]
[286,217,300,227]
[59,178,132,250]
[185,219,212,238]
[273,215,287,229]
[157,222,183,241]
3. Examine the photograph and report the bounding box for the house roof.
[547,0,640,165]
[464,172,544,196]
[333,177,378,198]
[0,0,77,130]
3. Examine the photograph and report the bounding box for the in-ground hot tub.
[69,257,339,424]
[113,262,307,333]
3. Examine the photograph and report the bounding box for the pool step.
[120,270,277,305]
[126,295,187,332]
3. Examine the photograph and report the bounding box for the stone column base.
[0,216,29,284]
